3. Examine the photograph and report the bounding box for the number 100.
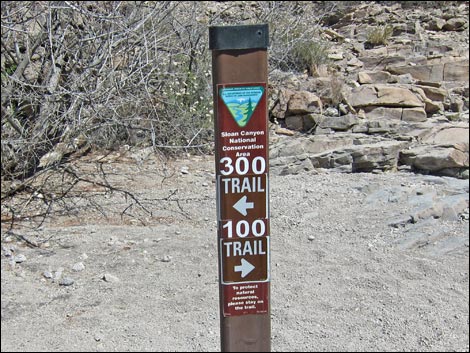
[222,219,266,238]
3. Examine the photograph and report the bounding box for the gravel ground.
[1,154,469,352]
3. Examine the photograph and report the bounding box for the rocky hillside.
[1,1,468,182]
[267,1,469,179]
[1,1,468,228]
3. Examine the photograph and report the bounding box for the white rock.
[102,273,120,283]
[72,262,85,272]
[59,277,75,286]
[14,254,27,263]
[161,255,172,262]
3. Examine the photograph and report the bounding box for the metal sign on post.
[209,24,270,352]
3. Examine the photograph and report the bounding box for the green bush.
[290,40,331,76]
[366,25,394,47]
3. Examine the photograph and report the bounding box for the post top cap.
[209,24,269,50]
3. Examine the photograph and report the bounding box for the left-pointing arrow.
[233,195,254,216]
[234,258,255,278]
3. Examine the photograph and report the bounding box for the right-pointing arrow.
[234,258,255,278]
[233,195,254,216]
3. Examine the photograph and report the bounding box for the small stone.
[14,254,27,263]
[3,235,15,243]
[328,52,344,60]
[43,271,53,279]
[59,277,75,286]
[324,107,339,117]
[72,262,85,272]
[2,246,12,257]
[161,255,172,262]
[308,235,315,241]
[102,273,120,283]
[53,268,64,282]
[275,127,295,136]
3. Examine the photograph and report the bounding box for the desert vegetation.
[1,1,339,229]
[1,1,466,231]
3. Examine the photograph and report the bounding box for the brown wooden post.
[209,24,271,352]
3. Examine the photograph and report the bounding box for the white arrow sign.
[233,195,254,216]
[234,258,255,278]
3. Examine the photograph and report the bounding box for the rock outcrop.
[269,2,469,179]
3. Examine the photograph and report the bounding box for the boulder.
[376,86,424,107]
[346,84,424,109]
[387,63,445,82]
[400,145,469,172]
[442,18,467,31]
[270,88,294,120]
[401,107,427,122]
[286,90,323,115]
[318,114,361,131]
[285,113,321,132]
[307,140,409,173]
[350,141,409,172]
[422,125,469,148]
[387,59,469,82]
[443,60,469,82]
[358,71,392,84]
[363,106,403,120]
[414,85,448,102]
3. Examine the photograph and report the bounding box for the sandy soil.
[1,153,469,352]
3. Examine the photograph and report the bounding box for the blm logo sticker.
[220,86,264,127]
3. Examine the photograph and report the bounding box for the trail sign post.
[210,24,270,352]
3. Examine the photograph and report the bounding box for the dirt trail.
[1,155,469,352]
